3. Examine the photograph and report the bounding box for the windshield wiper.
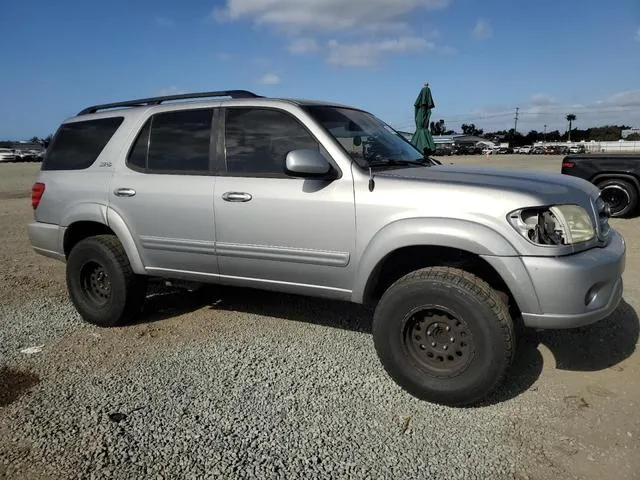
[368,158,431,168]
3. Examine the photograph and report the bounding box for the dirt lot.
[1,156,638,479]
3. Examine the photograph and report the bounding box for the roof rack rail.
[77,89,263,115]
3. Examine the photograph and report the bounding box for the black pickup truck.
[561,153,640,217]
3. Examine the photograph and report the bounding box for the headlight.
[508,204,595,246]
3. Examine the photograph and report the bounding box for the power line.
[396,107,639,132]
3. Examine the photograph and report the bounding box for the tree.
[625,133,640,141]
[524,130,539,145]
[566,113,576,141]
[461,123,484,136]
[430,119,446,135]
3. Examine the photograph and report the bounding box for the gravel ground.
[1,158,639,479]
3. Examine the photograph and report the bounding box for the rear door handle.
[222,192,252,202]
[114,188,136,197]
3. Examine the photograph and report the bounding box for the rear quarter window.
[42,117,124,170]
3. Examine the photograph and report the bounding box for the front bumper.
[520,229,625,329]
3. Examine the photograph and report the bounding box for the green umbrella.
[410,83,436,155]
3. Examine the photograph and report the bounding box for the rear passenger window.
[147,109,212,173]
[42,117,124,170]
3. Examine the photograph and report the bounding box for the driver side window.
[224,107,320,177]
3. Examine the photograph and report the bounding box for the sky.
[1,0,639,139]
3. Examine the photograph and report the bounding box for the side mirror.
[285,149,334,179]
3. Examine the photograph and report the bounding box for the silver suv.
[27,90,626,406]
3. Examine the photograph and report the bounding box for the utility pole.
[543,124,547,144]
[510,107,519,148]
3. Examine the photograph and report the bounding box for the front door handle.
[114,188,136,197]
[222,192,252,202]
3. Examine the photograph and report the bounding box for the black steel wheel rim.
[403,306,474,376]
[79,261,111,306]
[601,185,629,214]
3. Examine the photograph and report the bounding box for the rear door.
[108,107,218,276]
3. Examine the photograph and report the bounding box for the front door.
[109,107,218,276]
[212,106,356,298]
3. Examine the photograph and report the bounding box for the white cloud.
[213,1,453,67]
[258,73,281,85]
[214,0,450,33]
[472,18,492,40]
[288,38,319,54]
[155,16,174,27]
[326,37,433,67]
[603,90,640,108]
[530,94,557,107]
[446,90,640,132]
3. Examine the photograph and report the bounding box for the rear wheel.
[372,266,515,407]
[66,235,147,327]
[597,178,638,218]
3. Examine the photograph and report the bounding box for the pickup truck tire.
[372,266,514,407]
[596,178,638,218]
[66,234,148,327]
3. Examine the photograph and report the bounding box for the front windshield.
[304,105,428,168]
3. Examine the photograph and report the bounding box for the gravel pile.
[0,292,546,479]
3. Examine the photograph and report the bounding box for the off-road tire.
[66,234,147,327]
[597,178,638,218]
[372,266,515,407]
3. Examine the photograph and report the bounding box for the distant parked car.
[496,147,513,154]
[434,145,453,156]
[454,144,482,155]
[0,148,16,162]
[516,146,532,154]
[569,145,586,154]
[544,145,569,155]
[530,146,545,154]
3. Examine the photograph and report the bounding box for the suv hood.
[376,163,600,200]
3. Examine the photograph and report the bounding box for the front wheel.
[372,266,515,407]
[66,235,148,327]
[597,178,638,218]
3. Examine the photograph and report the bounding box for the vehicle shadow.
[473,298,638,407]
[126,282,217,326]
[536,298,638,372]
[130,284,638,406]
[201,285,375,332]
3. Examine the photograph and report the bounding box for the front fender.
[352,217,520,304]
